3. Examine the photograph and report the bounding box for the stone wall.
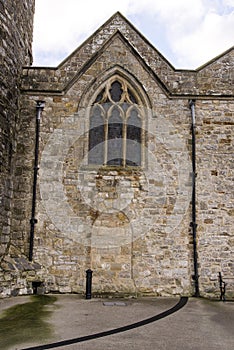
[0,0,35,296]
[18,79,193,297]
[16,13,233,299]
[21,13,233,96]
[196,100,234,299]
[0,12,233,298]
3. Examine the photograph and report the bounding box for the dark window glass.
[126,110,141,166]
[128,88,137,103]
[121,102,130,112]
[110,81,123,102]
[88,107,105,165]
[94,88,105,103]
[107,108,123,165]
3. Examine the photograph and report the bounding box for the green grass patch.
[0,295,57,349]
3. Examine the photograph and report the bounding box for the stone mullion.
[104,110,108,165]
[123,113,127,167]
[141,114,145,168]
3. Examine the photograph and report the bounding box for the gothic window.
[88,78,144,167]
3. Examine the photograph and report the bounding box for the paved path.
[0,295,233,350]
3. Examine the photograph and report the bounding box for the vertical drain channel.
[29,101,45,262]
[189,100,200,297]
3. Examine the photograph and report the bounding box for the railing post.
[86,269,93,299]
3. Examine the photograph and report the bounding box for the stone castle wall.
[0,12,233,298]
[19,52,194,296]
[15,14,233,299]
[0,0,35,296]
[196,100,233,298]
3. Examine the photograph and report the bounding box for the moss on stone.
[0,295,57,349]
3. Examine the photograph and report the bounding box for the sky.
[33,0,234,69]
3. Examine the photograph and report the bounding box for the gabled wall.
[1,12,233,298]
[19,32,194,296]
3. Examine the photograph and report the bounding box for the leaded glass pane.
[107,108,123,165]
[88,107,105,164]
[94,88,105,103]
[110,81,123,102]
[128,88,137,103]
[126,110,141,166]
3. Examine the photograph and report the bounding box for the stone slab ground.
[0,295,233,350]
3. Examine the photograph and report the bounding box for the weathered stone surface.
[0,11,233,299]
[0,0,35,297]
[21,13,233,97]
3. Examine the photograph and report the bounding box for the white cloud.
[33,0,132,65]
[33,0,234,68]
[172,10,234,67]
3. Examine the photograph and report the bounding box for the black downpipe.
[29,101,45,262]
[189,100,200,297]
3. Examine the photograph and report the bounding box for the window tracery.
[88,78,144,167]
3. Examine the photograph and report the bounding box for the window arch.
[88,77,145,167]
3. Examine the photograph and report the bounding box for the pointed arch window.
[88,78,144,167]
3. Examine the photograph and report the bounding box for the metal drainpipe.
[29,101,45,262]
[189,99,200,297]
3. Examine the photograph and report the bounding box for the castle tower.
[0,1,35,258]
